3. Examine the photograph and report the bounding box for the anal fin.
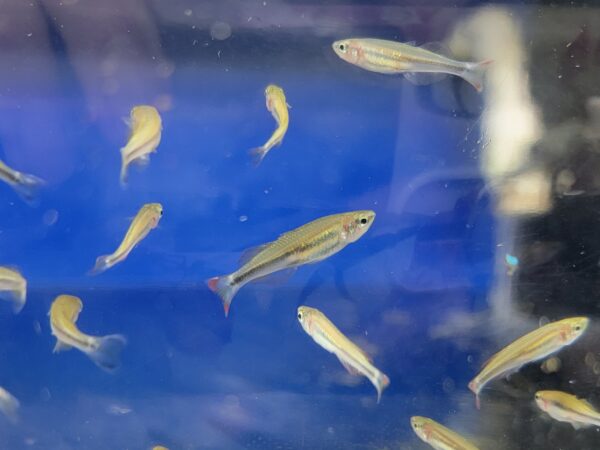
[337,355,362,376]
[53,341,73,353]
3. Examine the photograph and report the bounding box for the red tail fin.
[206,276,236,317]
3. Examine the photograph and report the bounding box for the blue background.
[0,2,495,448]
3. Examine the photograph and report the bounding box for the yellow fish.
[297,306,390,402]
[49,294,126,371]
[0,267,27,313]
[411,416,479,450]
[332,38,491,92]
[91,203,163,274]
[535,390,600,429]
[468,317,589,408]
[207,210,375,316]
[0,387,19,423]
[152,447,169,450]
[120,105,162,186]
[250,84,289,165]
[0,159,44,202]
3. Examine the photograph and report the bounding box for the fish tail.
[468,379,481,409]
[462,59,493,92]
[206,275,238,317]
[119,149,128,187]
[12,172,45,203]
[89,334,127,372]
[0,391,20,423]
[249,146,268,167]
[89,254,113,275]
[375,371,391,403]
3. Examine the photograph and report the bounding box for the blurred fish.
[297,306,390,402]
[207,210,375,316]
[49,294,126,371]
[332,38,491,92]
[411,416,479,450]
[468,317,589,408]
[0,387,19,423]
[250,84,289,166]
[535,390,600,429]
[152,447,169,450]
[120,105,162,186]
[0,159,45,203]
[0,267,26,313]
[90,203,163,274]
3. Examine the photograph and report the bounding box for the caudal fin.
[462,59,493,93]
[12,172,45,204]
[0,388,20,423]
[206,275,238,317]
[88,334,127,372]
[375,372,391,404]
[249,146,268,167]
[88,254,113,275]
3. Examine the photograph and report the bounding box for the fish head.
[535,391,550,411]
[297,306,317,334]
[52,294,83,322]
[560,317,589,343]
[144,203,164,226]
[332,39,362,65]
[265,84,284,98]
[343,210,376,242]
[410,416,431,442]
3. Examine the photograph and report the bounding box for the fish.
[332,38,492,92]
[0,387,19,423]
[250,84,289,166]
[535,390,600,429]
[49,294,126,371]
[90,203,163,274]
[152,447,169,450]
[297,306,389,402]
[120,105,162,186]
[0,267,27,313]
[207,210,375,316]
[0,159,45,202]
[468,317,589,408]
[411,416,480,450]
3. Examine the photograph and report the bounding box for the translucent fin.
[249,146,268,167]
[238,243,270,267]
[88,334,126,372]
[12,172,45,204]
[0,389,20,423]
[374,371,390,404]
[88,254,113,275]
[0,290,26,314]
[119,147,129,187]
[206,275,239,317]
[462,60,493,93]
[131,154,150,167]
[403,71,447,86]
[419,41,451,56]
[53,340,72,353]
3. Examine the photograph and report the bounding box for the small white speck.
[262,1,267,5]
[239,215,248,222]
[558,74,563,79]
[217,50,221,58]
[27,32,32,37]
[184,8,192,16]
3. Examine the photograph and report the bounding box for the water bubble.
[210,21,232,41]
[33,321,41,335]
[239,215,248,222]
[184,9,192,16]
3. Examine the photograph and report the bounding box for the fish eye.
[360,217,368,225]
[535,393,540,399]
[575,325,581,331]
[297,312,302,320]
[339,43,346,52]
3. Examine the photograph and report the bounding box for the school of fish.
[0,31,596,450]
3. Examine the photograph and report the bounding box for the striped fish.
[468,317,589,408]
[297,305,390,402]
[120,105,162,186]
[332,38,491,92]
[411,416,479,450]
[207,210,375,316]
[536,390,600,429]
